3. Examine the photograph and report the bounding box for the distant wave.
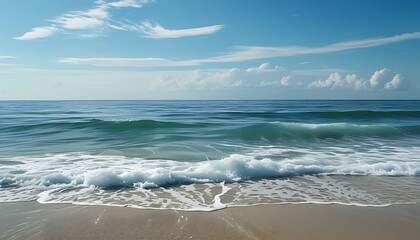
[3,119,420,142]
[219,110,420,120]
[306,110,420,119]
[230,122,420,140]
[1,119,201,133]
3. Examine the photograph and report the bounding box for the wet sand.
[1,202,419,240]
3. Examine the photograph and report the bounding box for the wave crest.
[231,122,419,140]
[1,151,419,190]
[2,119,199,133]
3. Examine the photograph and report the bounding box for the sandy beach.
[1,202,419,240]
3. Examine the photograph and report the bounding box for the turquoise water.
[1,100,419,210]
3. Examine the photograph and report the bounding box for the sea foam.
[0,144,419,209]
[1,147,419,191]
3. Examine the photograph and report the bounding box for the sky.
[0,0,420,100]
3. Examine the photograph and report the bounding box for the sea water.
[0,100,419,210]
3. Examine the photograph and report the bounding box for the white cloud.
[261,75,291,86]
[15,0,222,40]
[59,32,420,66]
[345,73,365,90]
[0,65,408,100]
[150,68,242,90]
[258,63,271,70]
[58,57,407,92]
[280,75,291,86]
[54,16,104,30]
[138,21,223,39]
[214,34,415,65]
[15,27,58,40]
[369,68,389,88]
[308,69,403,91]
[0,56,17,67]
[0,63,17,67]
[308,72,344,89]
[385,74,402,90]
[59,57,198,67]
[85,4,110,18]
[207,32,420,63]
[291,68,351,76]
[108,0,152,8]
[246,63,284,72]
[149,64,296,91]
[15,0,152,40]
[16,4,108,39]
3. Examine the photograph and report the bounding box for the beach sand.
[1,202,419,240]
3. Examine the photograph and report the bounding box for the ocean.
[0,100,419,210]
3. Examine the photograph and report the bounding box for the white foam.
[84,170,124,188]
[213,182,230,209]
[1,145,419,209]
[270,121,357,129]
[42,173,71,186]
[2,147,420,189]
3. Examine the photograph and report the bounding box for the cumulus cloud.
[308,69,404,91]
[150,68,242,90]
[385,74,402,90]
[261,75,291,87]
[257,63,271,70]
[246,63,284,72]
[280,75,291,86]
[150,64,296,91]
[345,73,365,90]
[308,72,347,89]
[369,68,389,88]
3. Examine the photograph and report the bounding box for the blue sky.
[0,0,419,99]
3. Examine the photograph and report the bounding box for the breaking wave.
[1,149,419,190]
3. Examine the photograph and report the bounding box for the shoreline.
[1,201,419,240]
[36,200,402,212]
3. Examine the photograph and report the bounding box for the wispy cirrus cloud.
[15,27,59,41]
[15,0,222,40]
[0,56,17,59]
[15,0,148,40]
[0,56,18,67]
[138,21,223,39]
[205,32,420,63]
[107,0,148,8]
[59,32,420,67]
[59,57,197,67]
